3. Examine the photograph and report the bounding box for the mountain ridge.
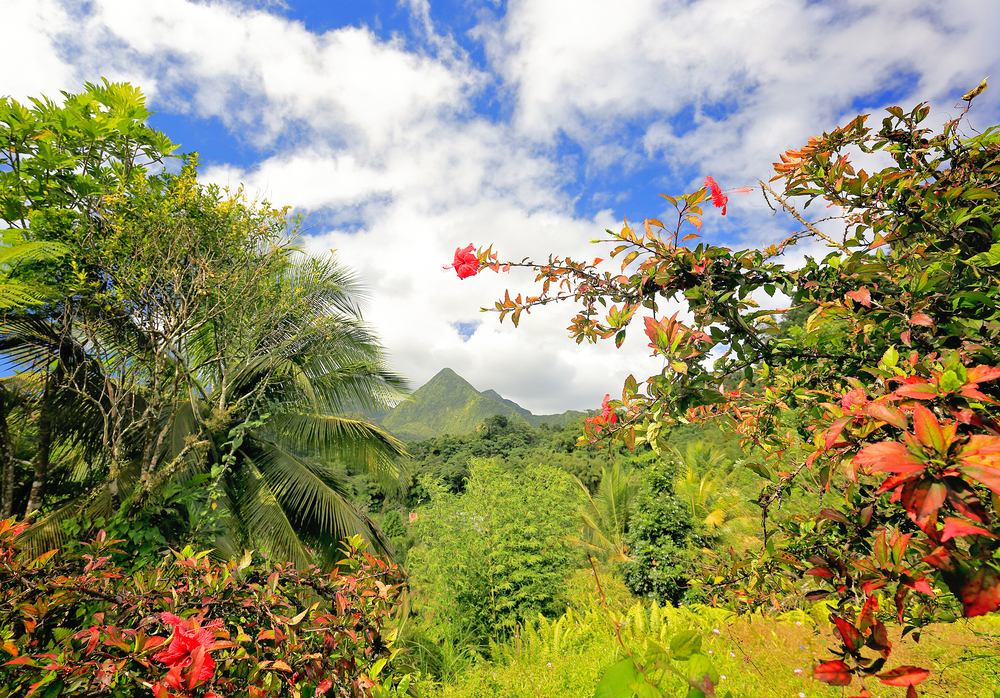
[378,368,587,441]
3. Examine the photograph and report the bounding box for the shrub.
[620,466,707,606]
[0,518,411,697]
[407,459,579,644]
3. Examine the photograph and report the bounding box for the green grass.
[412,573,1000,698]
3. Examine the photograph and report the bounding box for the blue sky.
[5,0,1000,413]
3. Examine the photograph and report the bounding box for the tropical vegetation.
[465,91,1000,696]
[6,75,1000,698]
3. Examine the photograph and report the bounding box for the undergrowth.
[412,570,1000,698]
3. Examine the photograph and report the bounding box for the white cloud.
[0,0,77,101]
[4,0,999,415]
[485,0,1000,184]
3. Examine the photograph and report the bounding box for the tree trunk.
[0,393,15,519]
[24,382,54,518]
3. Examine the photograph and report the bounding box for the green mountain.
[379,368,587,441]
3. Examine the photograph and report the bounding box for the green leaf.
[628,677,664,698]
[595,658,640,698]
[686,652,720,692]
[967,243,1000,267]
[670,630,702,660]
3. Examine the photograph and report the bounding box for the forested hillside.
[378,367,587,440]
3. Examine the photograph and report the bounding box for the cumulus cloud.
[3,0,998,413]
[484,0,1000,183]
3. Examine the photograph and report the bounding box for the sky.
[4,0,1000,414]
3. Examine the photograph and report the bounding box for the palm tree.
[571,462,638,561]
[671,443,756,546]
[4,169,408,566]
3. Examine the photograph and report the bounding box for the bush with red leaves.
[0,519,412,697]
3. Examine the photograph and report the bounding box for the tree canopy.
[0,81,407,566]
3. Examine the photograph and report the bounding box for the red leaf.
[859,595,879,629]
[960,565,1000,617]
[814,660,852,686]
[966,365,1000,384]
[315,680,333,697]
[911,404,946,454]
[824,416,854,449]
[863,403,907,429]
[868,620,892,656]
[901,329,912,346]
[944,475,991,523]
[863,579,887,594]
[2,657,37,667]
[900,479,946,522]
[940,517,996,542]
[819,508,850,525]
[846,287,872,307]
[921,546,955,572]
[957,386,999,404]
[853,441,924,474]
[910,313,934,327]
[893,383,939,400]
[831,615,864,652]
[878,666,930,686]
[895,584,908,623]
[902,574,934,595]
[958,434,1000,494]
[806,566,835,578]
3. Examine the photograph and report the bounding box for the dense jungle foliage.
[5,79,1000,698]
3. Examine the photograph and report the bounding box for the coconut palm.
[3,170,408,566]
[671,443,756,546]
[571,462,638,561]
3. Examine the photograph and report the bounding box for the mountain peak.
[378,369,588,442]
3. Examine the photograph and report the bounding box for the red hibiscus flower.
[704,176,728,215]
[444,244,480,279]
[601,394,618,425]
[587,394,618,434]
[153,613,217,691]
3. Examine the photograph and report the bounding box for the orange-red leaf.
[921,546,955,572]
[911,404,946,454]
[863,403,907,429]
[814,660,852,686]
[877,666,930,686]
[910,313,934,327]
[966,365,1000,384]
[859,595,879,629]
[958,435,1000,494]
[853,441,924,474]
[846,287,872,307]
[901,479,946,522]
[893,383,938,400]
[940,517,996,542]
[824,416,854,449]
